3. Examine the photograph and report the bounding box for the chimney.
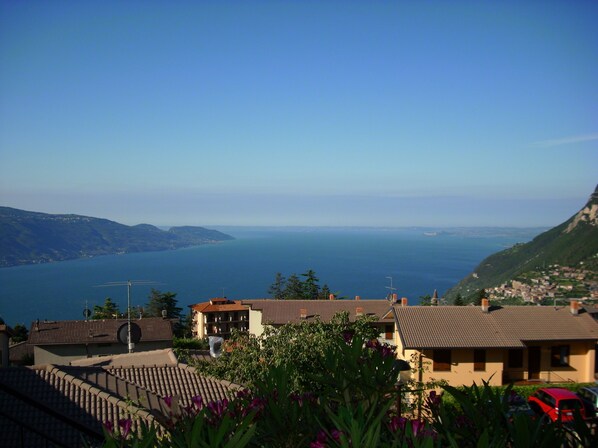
[355,295,360,301]
[392,293,398,303]
[570,300,579,316]
[481,298,489,313]
[300,308,307,319]
[356,307,363,317]
[329,294,335,301]
[401,297,408,307]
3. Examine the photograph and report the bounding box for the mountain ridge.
[446,185,598,300]
[0,207,234,267]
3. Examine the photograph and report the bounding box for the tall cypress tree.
[283,274,304,300]
[268,272,287,300]
[301,269,320,300]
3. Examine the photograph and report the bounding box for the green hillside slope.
[446,185,598,300]
[0,207,234,267]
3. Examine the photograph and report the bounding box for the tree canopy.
[145,289,182,320]
[10,323,29,343]
[195,311,380,392]
[92,297,121,319]
[268,269,336,300]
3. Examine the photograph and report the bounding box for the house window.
[474,349,486,371]
[508,349,523,368]
[433,349,451,371]
[385,324,394,340]
[551,345,570,367]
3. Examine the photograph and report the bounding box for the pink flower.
[207,398,229,419]
[118,418,132,438]
[191,395,203,410]
[164,396,173,408]
[316,430,327,442]
[330,429,343,442]
[410,419,423,436]
[390,414,409,432]
[103,420,114,434]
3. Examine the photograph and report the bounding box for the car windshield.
[560,399,582,410]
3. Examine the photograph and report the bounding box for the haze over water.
[0,227,543,326]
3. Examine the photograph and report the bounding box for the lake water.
[0,227,543,326]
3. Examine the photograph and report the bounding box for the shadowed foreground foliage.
[100,331,597,447]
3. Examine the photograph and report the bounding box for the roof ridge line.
[48,365,157,420]
[178,362,244,391]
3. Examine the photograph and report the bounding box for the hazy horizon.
[1,1,596,227]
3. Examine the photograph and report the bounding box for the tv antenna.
[386,276,396,301]
[94,280,160,353]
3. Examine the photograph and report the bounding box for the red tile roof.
[190,299,248,313]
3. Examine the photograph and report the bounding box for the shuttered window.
[474,349,486,371]
[385,324,394,340]
[433,349,451,371]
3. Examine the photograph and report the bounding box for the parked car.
[577,386,598,418]
[528,388,586,422]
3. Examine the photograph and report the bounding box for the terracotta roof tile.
[69,347,179,367]
[0,365,156,447]
[0,350,240,446]
[392,305,598,349]
[242,299,393,324]
[27,317,173,345]
[191,299,248,313]
[106,364,240,408]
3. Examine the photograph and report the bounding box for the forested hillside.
[447,185,598,300]
[0,207,233,267]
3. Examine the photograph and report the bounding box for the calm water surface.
[0,227,541,325]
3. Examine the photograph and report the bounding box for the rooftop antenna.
[94,280,160,353]
[83,300,91,321]
[386,276,396,302]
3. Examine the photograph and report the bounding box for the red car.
[527,388,586,422]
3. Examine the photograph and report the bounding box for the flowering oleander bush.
[101,328,597,447]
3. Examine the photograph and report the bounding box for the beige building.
[241,298,397,342]
[190,296,398,342]
[190,298,249,339]
[27,317,174,365]
[191,296,598,387]
[390,300,598,386]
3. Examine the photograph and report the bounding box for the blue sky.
[1,1,596,227]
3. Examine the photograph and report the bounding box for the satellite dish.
[117,322,142,345]
[209,336,224,358]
